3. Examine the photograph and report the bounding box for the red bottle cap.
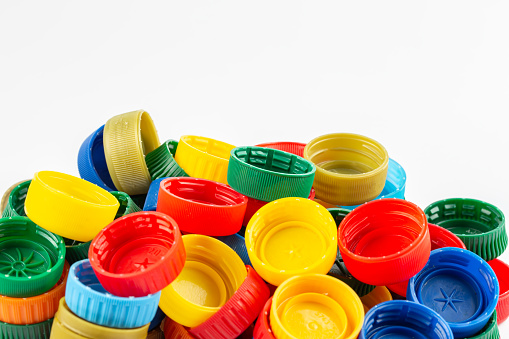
[189,266,270,339]
[163,318,195,339]
[157,177,248,236]
[255,142,306,157]
[253,297,275,339]
[338,198,431,286]
[488,259,509,325]
[89,211,186,297]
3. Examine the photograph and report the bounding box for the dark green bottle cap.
[0,318,53,339]
[145,139,188,180]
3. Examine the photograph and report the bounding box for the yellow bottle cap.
[174,135,235,185]
[24,171,119,242]
[51,297,149,339]
[360,286,393,313]
[103,110,160,195]
[270,274,364,339]
[159,234,247,328]
[303,133,389,206]
[245,197,337,286]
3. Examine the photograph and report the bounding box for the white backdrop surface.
[1,1,508,335]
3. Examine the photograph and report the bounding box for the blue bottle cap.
[148,307,166,332]
[359,300,453,339]
[341,158,406,210]
[215,233,252,266]
[407,248,499,338]
[143,177,169,211]
[77,125,117,191]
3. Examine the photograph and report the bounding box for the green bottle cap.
[145,139,188,180]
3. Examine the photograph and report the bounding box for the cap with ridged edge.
[303,133,389,206]
[25,171,120,242]
[2,179,31,218]
[189,266,270,339]
[487,259,509,325]
[0,216,66,298]
[130,194,147,209]
[0,261,69,325]
[103,110,160,195]
[51,297,149,339]
[143,178,168,211]
[338,199,431,286]
[341,158,406,210]
[145,139,188,180]
[215,234,252,266]
[89,211,186,298]
[227,146,315,202]
[110,191,142,218]
[424,198,507,262]
[253,297,275,339]
[163,318,195,339]
[65,259,161,329]
[64,238,91,265]
[77,124,117,191]
[1,179,29,214]
[466,311,499,339]
[157,177,247,236]
[174,135,235,185]
[0,318,53,339]
[255,141,306,157]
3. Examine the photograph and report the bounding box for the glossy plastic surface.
[143,177,168,211]
[0,318,53,339]
[338,198,431,286]
[359,300,454,339]
[163,318,195,339]
[0,179,29,215]
[77,124,117,191]
[110,190,142,218]
[157,177,247,236]
[25,171,119,242]
[341,158,406,210]
[467,311,500,339]
[407,248,499,338]
[103,110,160,195]
[1,179,30,217]
[189,266,270,339]
[425,198,507,262]
[145,139,188,180]
[488,259,509,325]
[246,197,337,286]
[215,233,252,266]
[360,286,392,314]
[51,298,149,339]
[65,259,161,328]
[303,133,389,206]
[89,211,186,297]
[387,223,466,297]
[0,216,66,298]
[254,297,275,339]
[0,261,69,325]
[159,235,247,328]
[255,141,306,157]
[270,274,364,339]
[227,146,316,202]
[174,135,235,185]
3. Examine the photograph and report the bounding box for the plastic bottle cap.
[174,135,235,185]
[387,223,466,297]
[163,317,195,339]
[215,233,252,266]
[24,171,120,242]
[359,286,393,314]
[359,300,454,339]
[110,190,142,218]
[189,265,270,339]
[145,139,188,180]
[424,198,507,262]
[159,234,247,328]
[146,327,166,339]
[245,197,337,286]
[148,307,166,332]
[0,261,69,325]
[0,216,66,298]
[65,259,161,329]
[77,124,117,191]
[157,177,247,236]
[338,198,431,286]
[466,311,500,339]
[340,158,406,210]
[254,297,276,339]
[303,133,389,206]
[255,142,306,157]
[51,297,149,339]
[0,179,30,214]
[1,179,31,218]
[143,177,168,211]
[227,146,316,202]
[89,211,186,298]
[0,318,53,339]
[407,248,499,338]
[487,259,509,325]
[270,274,364,339]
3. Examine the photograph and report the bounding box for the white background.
[1,1,508,335]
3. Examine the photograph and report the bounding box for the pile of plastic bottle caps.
[1,109,507,339]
